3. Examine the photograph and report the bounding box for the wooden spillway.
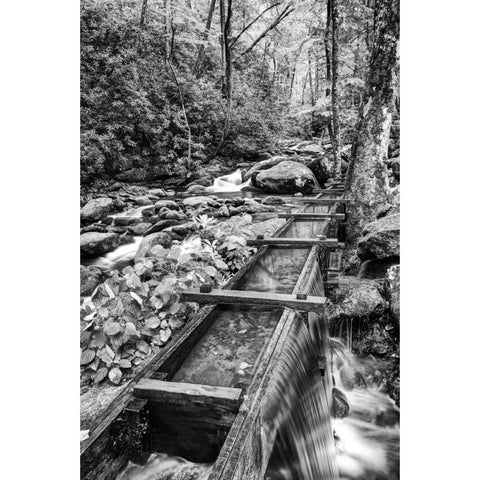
[80,185,346,480]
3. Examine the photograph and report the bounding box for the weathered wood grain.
[134,379,243,411]
[278,212,345,220]
[247,237,343,247]
[180,288,326,312]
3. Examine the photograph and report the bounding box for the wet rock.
[357,257,400,280]
[243,156,289,181]
[159,210,187,221]
[262,196,284,205]
[113,216,141,227]
[105,226,127,234]
[141,206,156,218]
[327,276,388,324]
[80,265,104,297]
[143,219,180,236]
[148,188,167,197]
[358,214,400,261]
[128,222,153,236]
[80,232,120,256]
[384,265,400,322]
[112,197,126,210]
[332,387,350,418]
[80,224,107,234]
[80,197,114,224]
[135,232,172,261]
[170,226,191,238]
[154,200,180,211]
[306,157,332,187]
[185,184,208,194]
[132,195,153,206]
[254,161,318,194]
[183,196,221,208]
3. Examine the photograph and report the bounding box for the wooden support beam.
[278,212,345,220]
[311,188,344,194]
[286,198,351,205]
[180,288,326,312]
[246,237,344,248]
[134,379,243,411]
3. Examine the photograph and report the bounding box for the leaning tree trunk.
[330,0,341,178]
[345,0,400,248]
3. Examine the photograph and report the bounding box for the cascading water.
[117,453,212,480]
[206,169,251,192]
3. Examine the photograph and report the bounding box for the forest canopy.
[81,0,388,186]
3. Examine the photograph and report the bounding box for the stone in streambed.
[262,196,284,205]
[185,184,208,194]
[183,196,221,208]
[135,232,172,262]
[80,224,107,234]
[80,265,104,297]
[159,210,187,221]
[142,219,180,236]
[113,216,141,227]
[148,188,167,197]
[332,387,350,418]
[254,161,318,194]
[383,265,400,322]
[132,195,153,206]
[80,197,114,224]
[128,222,153,236]
[80,232,120,256]
[357,214,400,261]
[154,200,180,211]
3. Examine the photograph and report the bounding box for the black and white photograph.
[4,1,479,479]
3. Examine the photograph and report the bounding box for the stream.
[103,170,399,480]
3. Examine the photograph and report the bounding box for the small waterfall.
[116,453,212,480]
[265,259,339,480]
[206,169,251,193]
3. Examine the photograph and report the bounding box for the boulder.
[113,216,141,227]
[358,214,400,261]
[183,196,221,208]
[306,157,332,187]
[132,195,153,206]
[80,197,114,224]
[332,387,349,418]
[254,161,318,194]
[135,232,172,262]
[154,200,180,211]
[384,265,400,322]
[80,265,104,297]
[148,188,167,197]
[128,222,153,236]
[185,184,208,194]
[243,156,290,181]
[261,196,285,205]
[300,143,323,155]
[80,232,120,256]
[80,225,107,234]
[326,276,387,324]
[159,210,187,221]
[143,219,180,236]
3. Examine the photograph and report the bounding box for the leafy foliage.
[80,237,228,384]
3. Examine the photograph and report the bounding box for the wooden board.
[284,198,350,204]
[246,238,344,248]
[134,379,243,411]
[312,188,344,194]
[180,288,326,312]
[278,212,345,220]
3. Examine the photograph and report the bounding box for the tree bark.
[140,0,148,27]
[193,0,217,77]
[324,0,331,97]
[345,0,400,248]
[330,0,341,177]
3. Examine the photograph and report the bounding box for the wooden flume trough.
[80,185,346,480]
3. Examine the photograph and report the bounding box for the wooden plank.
[288,198,350,204]
[312,188,344,194]
[180,288,326,312]
[246,237,344,248]
[278,212,345,220]
[134,379,243,411]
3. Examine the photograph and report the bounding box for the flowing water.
[205,169,251,193]
[117,453,212,480]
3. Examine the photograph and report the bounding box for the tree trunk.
[140,0,148,27]
[331,0,341,177]
[193,0,217,77]
[345,0,400,248]
[324,0,331,97]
